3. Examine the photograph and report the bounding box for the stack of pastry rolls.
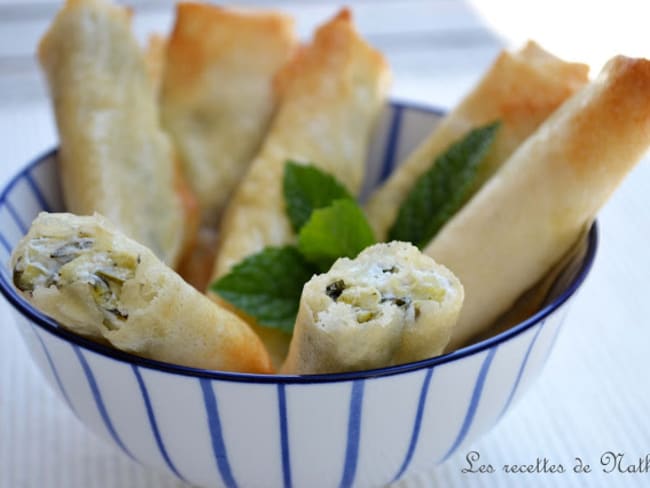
[366,53,650,351]
[422,56,650,350]
[207,7,391,368]
[19,0,650,374]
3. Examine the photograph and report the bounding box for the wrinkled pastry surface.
[365,41,589,240]
[426,56,650,351]
[161,3,297,224]
[38,0,194,267]
[212,9,390,278]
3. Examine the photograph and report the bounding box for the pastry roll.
[425,56,650,351]
[144,34,167,95]
[282,242,464,374]
[11,212,273,373]
[212,9,390,277]
[38,0,196,267]
[365,41,589,240]
[161,3,297,224]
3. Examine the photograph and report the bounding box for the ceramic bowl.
[0,102,597,488]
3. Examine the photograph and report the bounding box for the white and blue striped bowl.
[0,102,597,488]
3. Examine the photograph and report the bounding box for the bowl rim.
[0,100,598,384]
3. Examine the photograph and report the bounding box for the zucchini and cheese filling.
[282,242,464,374]
[14,234,136,327]
[11,212,273,373]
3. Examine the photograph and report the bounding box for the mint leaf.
[388,121,500,248]
[284,161,353,232]
[210,246,317,333]
[298,199,376,271]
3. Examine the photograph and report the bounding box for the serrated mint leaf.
[298,199,376,271]
[210,246,317,334]
[388,121,500,248]
[283,161,354,232]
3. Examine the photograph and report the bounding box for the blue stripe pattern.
[392,368,435,481]
[25,171,53,212]
[277,384,292,488]
[497,323,544,421]
[132,365,186,482]
[339,380,365,488]
[441,347,497,462]
[200,378,237,488]
[4,199,28,234]
[73,345,135,461]
[379,104,404,183]
[0,231,11,253]
[29,323,77,417]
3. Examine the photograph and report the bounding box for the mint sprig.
[388,121,500,248]
[298,199,376,271]
[213,120,498,335]
[212,163,375,332]
[284,161,353,232]
[210,246,317,334]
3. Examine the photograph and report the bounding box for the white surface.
[469,1,650,72]
[1,1,649,487]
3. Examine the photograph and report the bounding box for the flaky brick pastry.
[282,242,463,374]
[11,213,273,373]
[212,8,391,278]
[144,34,167,95]
[161,3,297,224]
[426,56,650,351]
[38,0,197,268]
[365,41,589,240]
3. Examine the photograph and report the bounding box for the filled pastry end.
[11,212,273,373]
[282,241,464,374]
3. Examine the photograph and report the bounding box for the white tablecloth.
[1,2,649,487]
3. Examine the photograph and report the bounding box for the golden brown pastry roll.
[425,56,650,351]
[144,34,167,95]
[365,41,589,240]
[282,242,464,374]
[161,3,297,224]
[11,212,273,373]
[212,8,390,278]
[38,0,196,268]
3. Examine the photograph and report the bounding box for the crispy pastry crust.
[425,56,650,350]
[11,213,273,373]
[144,34,167,94]
[365,41,589,239]
[212,8,391,277]
[38,0,197,268]
[161,3,297,224]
